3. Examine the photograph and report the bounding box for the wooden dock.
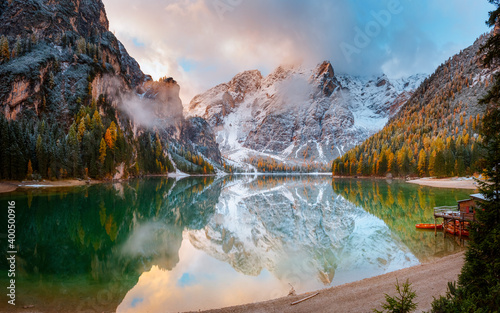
[431,194,488,239]
[433,205,474,239]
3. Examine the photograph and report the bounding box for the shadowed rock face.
[181,116,223,164]
[0,0,109,38]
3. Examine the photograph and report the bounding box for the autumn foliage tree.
[99,138,106,163]
[105,121,117,150]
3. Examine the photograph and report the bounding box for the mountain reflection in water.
[0,176,469,312]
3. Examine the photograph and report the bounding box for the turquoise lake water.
[0,176,471,312]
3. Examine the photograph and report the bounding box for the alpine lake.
[0,175,472,312]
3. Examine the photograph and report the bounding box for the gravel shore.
[407,178,478,190]
[198,251,465,313]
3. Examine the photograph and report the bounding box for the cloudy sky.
[103,0,494,103]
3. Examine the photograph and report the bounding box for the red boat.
[415,223,443,230]
[446,224,469,236]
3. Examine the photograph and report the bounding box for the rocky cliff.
[0,0,147,118]
[0,0,222,179]
[188,61,425,166]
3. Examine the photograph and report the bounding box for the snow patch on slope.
[187,62,426,167]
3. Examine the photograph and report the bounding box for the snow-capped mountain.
[187,61,426,166]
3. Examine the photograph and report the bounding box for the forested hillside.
[0,95,175,180]
[332,34,495,178]
[0,0,220,180]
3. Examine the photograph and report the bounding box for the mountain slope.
[0,0,145,119]
[188,61,425,169]
[0,0,222,180]
[332,33,495,177]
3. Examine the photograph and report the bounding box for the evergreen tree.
[434,150,446,177]
[48,71,55,89]
[14,36,22,57]
[444,149,455,176]
[76,37,86,55]
[8,126,21,179]
[67,123,80,177]
[35,134,47,178]
[81,132,93,170]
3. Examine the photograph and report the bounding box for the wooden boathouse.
[433,193,487,238]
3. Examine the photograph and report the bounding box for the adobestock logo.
[341,0,407,63]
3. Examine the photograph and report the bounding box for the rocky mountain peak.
[228,69,262,94]
[262,64,298,88]
[375,74,389,87]
[314,61,337,97]
[187,61,426,166]
[315,61,334,79]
